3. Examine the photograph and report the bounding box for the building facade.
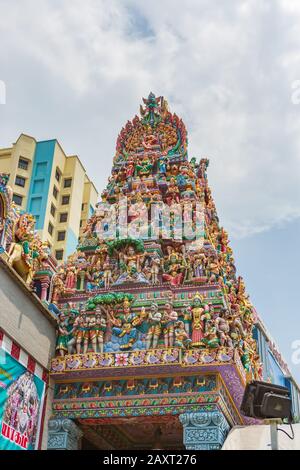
[0,134,98,260]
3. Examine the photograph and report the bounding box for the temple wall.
[0,258,56,450]
[0,260,56,368]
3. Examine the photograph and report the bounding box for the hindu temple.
[1,93,299,451]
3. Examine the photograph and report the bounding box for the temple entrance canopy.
[48,93,261,450]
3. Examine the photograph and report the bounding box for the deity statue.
[115,243,149,285]
[108,298,147,350]
[95,309,107,353]
[174,321,192,349]
[165,177,180,204]
[65,265,77,290]
[149,254,161,285]
[162,248,186,286]
[72,310,86,354]
[51,274,65,303]
[182,304,192,336]
[215,308,233,348]
[190,293,210,347]
[135,154,153,178]
[102,256,113,289]
[146,302,162,349]
[161,303,178,347]
[56,313,69,357]
[202,319,219,348]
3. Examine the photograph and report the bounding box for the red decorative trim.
[27,355,35,374]
[42,369,48,383]
[0,330,3,347]
[11,342,20,360]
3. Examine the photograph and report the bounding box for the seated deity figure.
[108,298,147,350]
[114,244,149,285]
[162,248,186,286]
[174,321,192,349]
[146,303,162,349]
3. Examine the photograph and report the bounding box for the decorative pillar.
[179,410,230,450]
[40,277,50,302]
[48,418,83,450]
[79,271,86,291]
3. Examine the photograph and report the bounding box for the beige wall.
[0,263,56,367]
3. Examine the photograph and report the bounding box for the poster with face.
[0,349,45,450]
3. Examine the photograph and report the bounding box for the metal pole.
[270,422,279,450]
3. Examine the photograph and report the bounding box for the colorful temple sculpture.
[1,95,299,450]
[0,172,57,301]
[44,94,264,450]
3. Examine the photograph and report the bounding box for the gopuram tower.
[48,93,262,450]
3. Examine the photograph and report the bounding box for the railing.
[50,346,238,374]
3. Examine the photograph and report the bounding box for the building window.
[12,194,23,206]
[55,168,61,182]
[50,204,56,217]
[57,231,66,241]
[81,203,86,211]
[55,249,64,260]
[62,195,70,205]
[48,222,54,236]
[18,158,29,170]
[59,212,68,223]
[53,185,58,199]
[15,175,26,187]
[80,220,83,227]
[64,178,72,188]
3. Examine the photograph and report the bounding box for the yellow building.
[0,134,98,260]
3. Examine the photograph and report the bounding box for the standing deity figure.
[192,252,205,278]
[95,311,107,353]
[146,303,162,349]
[190,293,210,347]
[82,314,91,354]
[102,256,113,289]
[161,303,178,347]
[65,265,77,290]
[215,308,233,347]
[174,321,192,349]
[56,313,69,357]
[88,314,97,353]
[150,254,161,285]
[182,304,192,336]
[72,311,86,354]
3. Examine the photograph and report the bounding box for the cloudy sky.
[0,0,300,381]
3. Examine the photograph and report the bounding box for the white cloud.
[0,0,300,238]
